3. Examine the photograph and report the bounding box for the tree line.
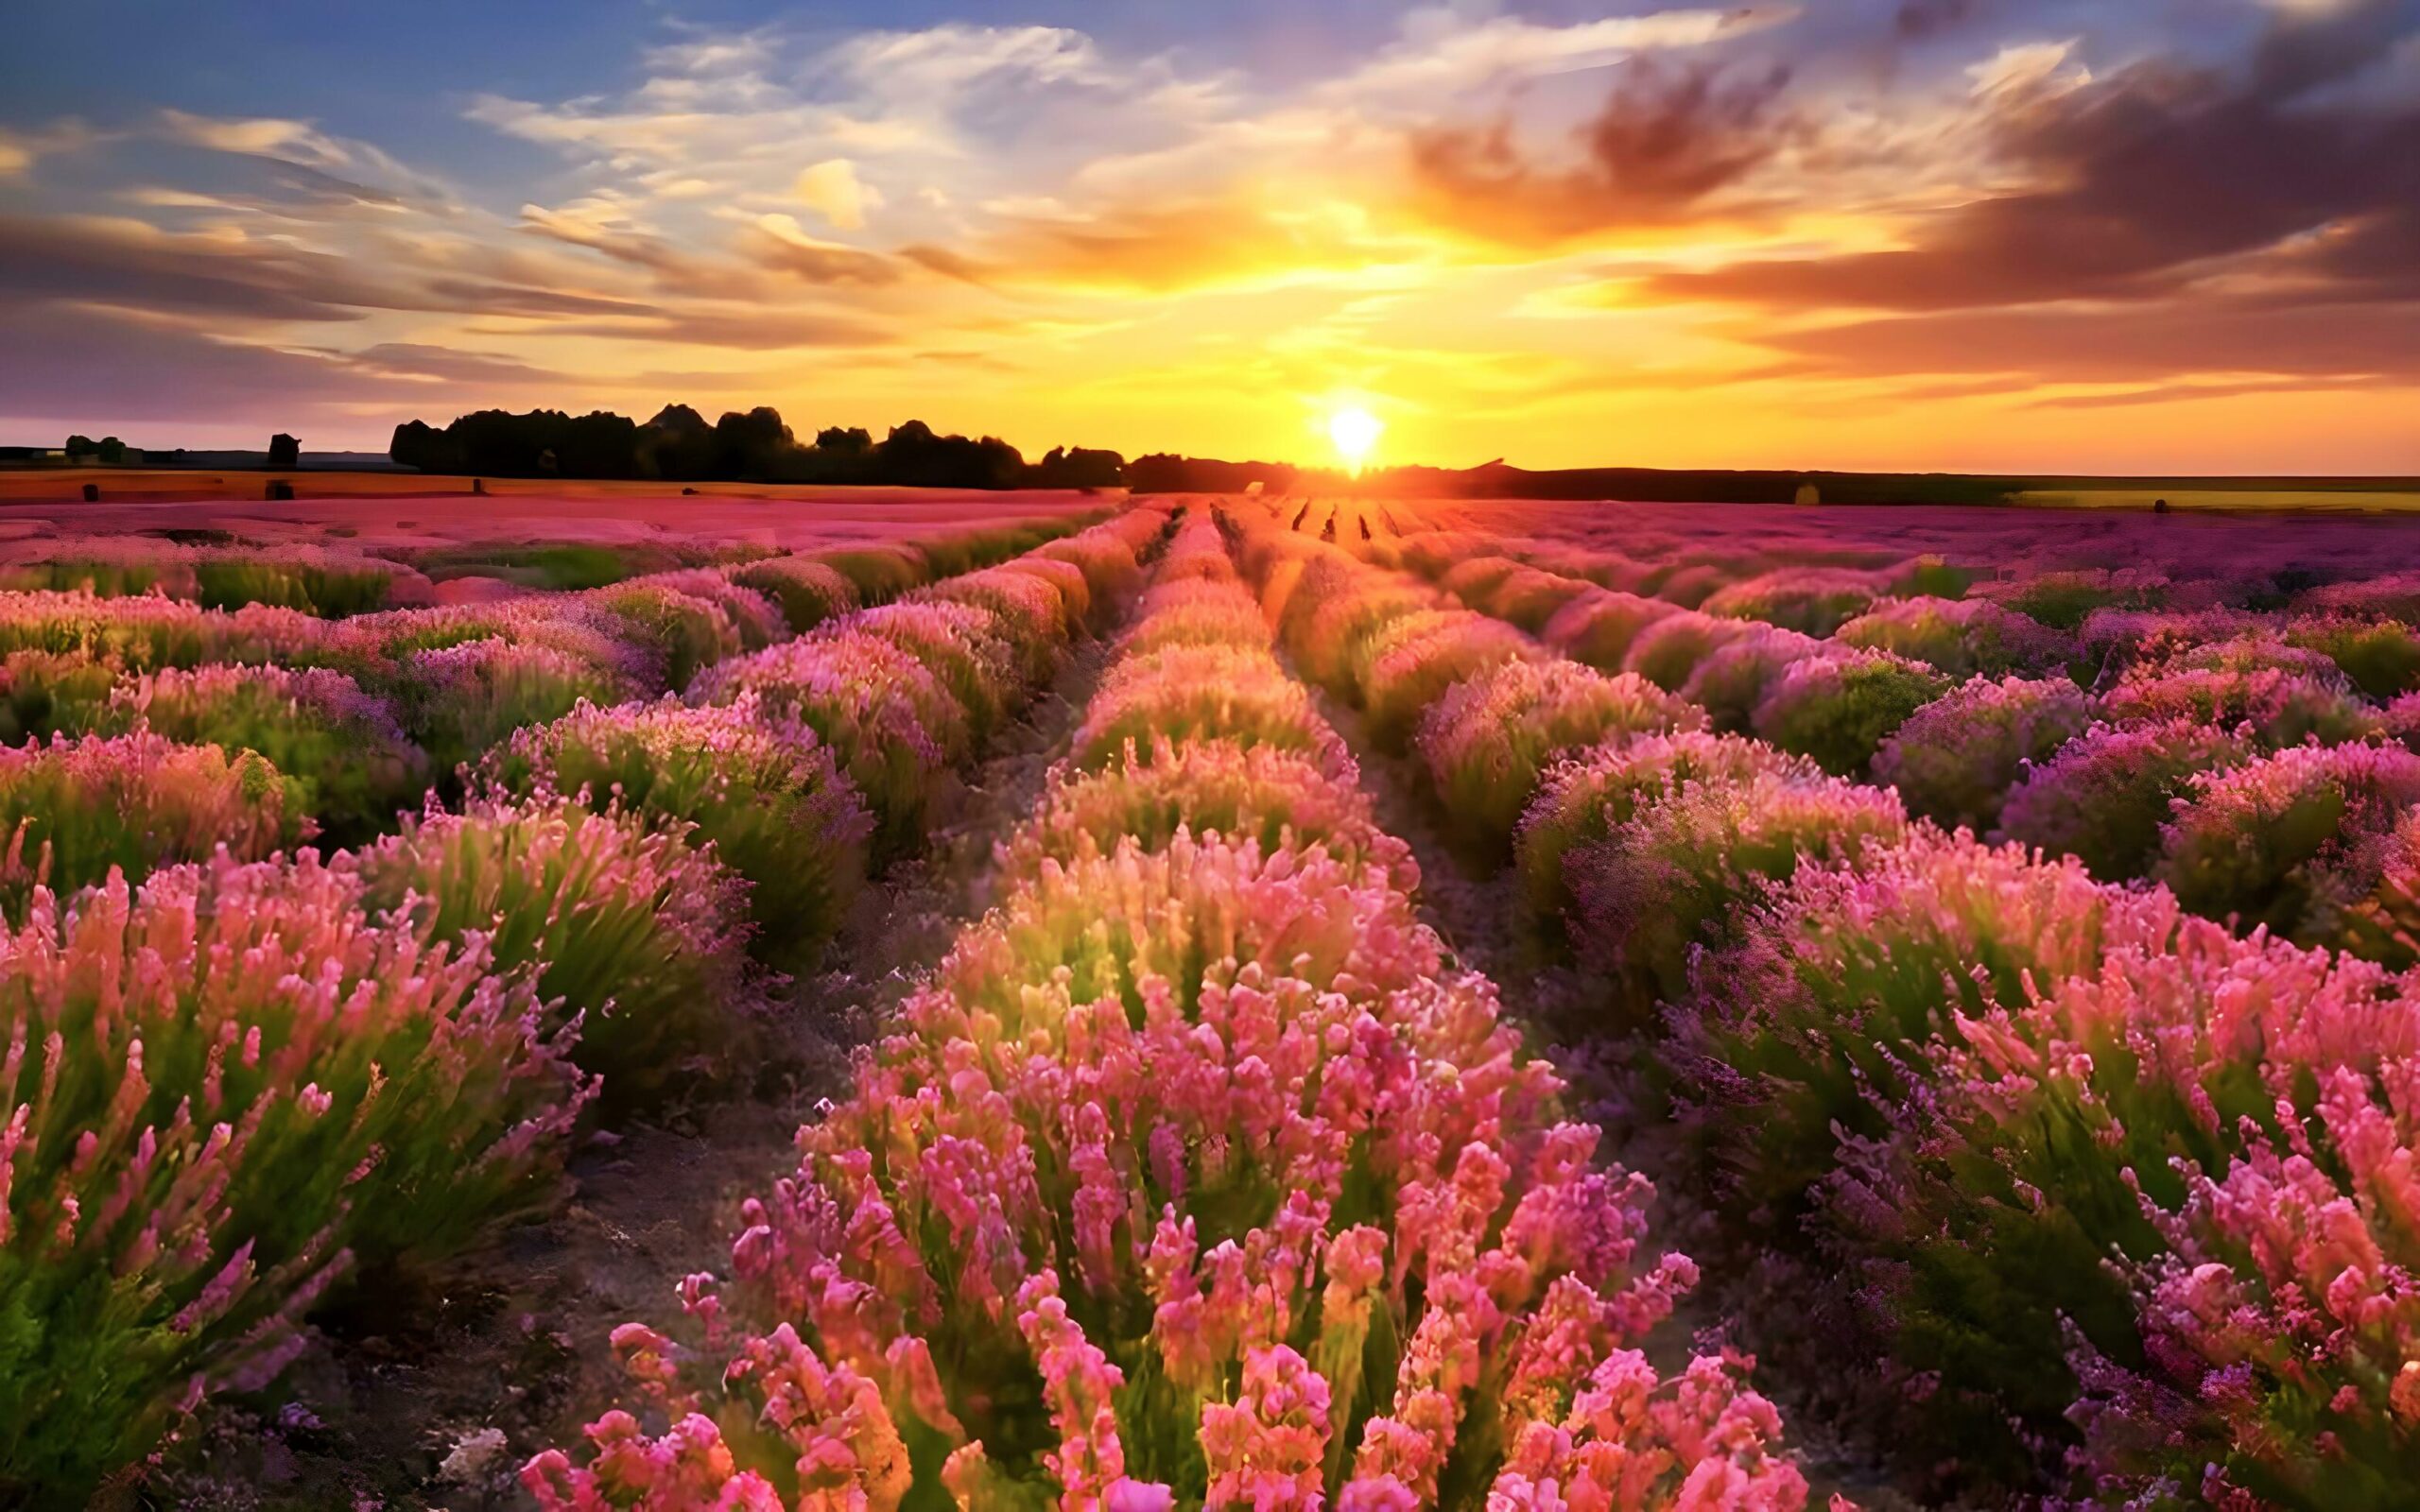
[389,405,1124,490]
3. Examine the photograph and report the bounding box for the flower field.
[11,493,2420,1508]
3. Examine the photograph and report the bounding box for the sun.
[1327,406,1383,473]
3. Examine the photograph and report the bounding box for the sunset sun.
[1327,406,1384,473]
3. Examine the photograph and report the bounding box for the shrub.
[1073,643,1347,775]
[492,696,872,973]
[1121,578,1271,653]
[2152,741,2420,945]
[92,664,426,845]
[2284,613,2420,698]
[1997,719,2250,882]
[1643,560,1731,609]
[2099,662,2377,748]
[730,557,860,639]
[852,600,1021,737]
[1833,596,2075,678]
[1540,589,1677,671]
[0,648,118,743]
[0,731,301,910]
[395,637,633,778]
[354,794,759,1109]
[1358,610,1535,749]
[587,581,743,692]
[1831,923,2415,1492]
[0,854,587,1499]
[2296,570,2420,621]
[1874,675,2095,832]
[996,735,1415,892]
[0,590,328,671]
[1563,766,1910,1015]
[1438,554,1525,607]
[1984,569,2166,631]
[905,523,1049,580]
[621,570,786,651]
[1687,833,2178,1246]
[2321,807,2420,967]
[1702,568,1886,636]
[1516,731,1815,939]
[2079,1058,2420,1508]
[2072,607,2257,675]
[1031,527,1148,605]
[1482,564,1594,632]
[0,547,180,598]
[1416,659,1702,852]
[347,599,659,694]
[1621,610,1752,691]
[998,555,1095,631]
[1884,553,1980,599]
[1290,573,1433,693]
[1678,625,1829,734]
[1751,649,1950,776]
[192,549,402,618]
[691,633,967,855]
[924,567,1078,677]
[811,543,928,605]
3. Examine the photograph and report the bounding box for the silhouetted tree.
[95,437,126,465]
[815,425,873,455]
[63,436,96,462]
[639,404,717,481]
[874,420,1025,489]
[714,407,798,480]
[268,433,301,468]
[1033,445,1125,489]
[389,420,464,472]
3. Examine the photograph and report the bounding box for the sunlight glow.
[1328,406,1384,473]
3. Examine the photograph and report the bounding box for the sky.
[2,0,2417,473]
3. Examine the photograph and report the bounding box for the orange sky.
[3,2,2417,472]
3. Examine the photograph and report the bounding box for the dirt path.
[148,642,1111,1512]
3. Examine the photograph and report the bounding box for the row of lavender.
[0,522,1087,620]
[0,510,1162,1500]
[1238,514,2420,1508]
[0,522,1079,868]
[1365,524,2420,971]
[523,508,1830,1510]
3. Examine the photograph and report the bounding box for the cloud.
[821,24,1114,100]
[952,198,1409,296]
[336,342,574,387]
[0,213,406,322]
[1758,298,2420,384]
[1894,0,1993,42]
[1408,58,1800,243]
[795,159,879,230]
[1647,7,2420,314]
[0,119,105,180]
[0,303,403,424]
[151,108,453,208]
[735,215,901,285]
[532,307,895,351]
[1329,7,1796,102]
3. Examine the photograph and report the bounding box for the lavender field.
[8,495,2420,1510]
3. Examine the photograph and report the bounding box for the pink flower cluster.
[0,851,591,1495]
[527,507,1824,1510]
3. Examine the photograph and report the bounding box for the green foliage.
[354,798,759,1113]
[1754,654,1951,776]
